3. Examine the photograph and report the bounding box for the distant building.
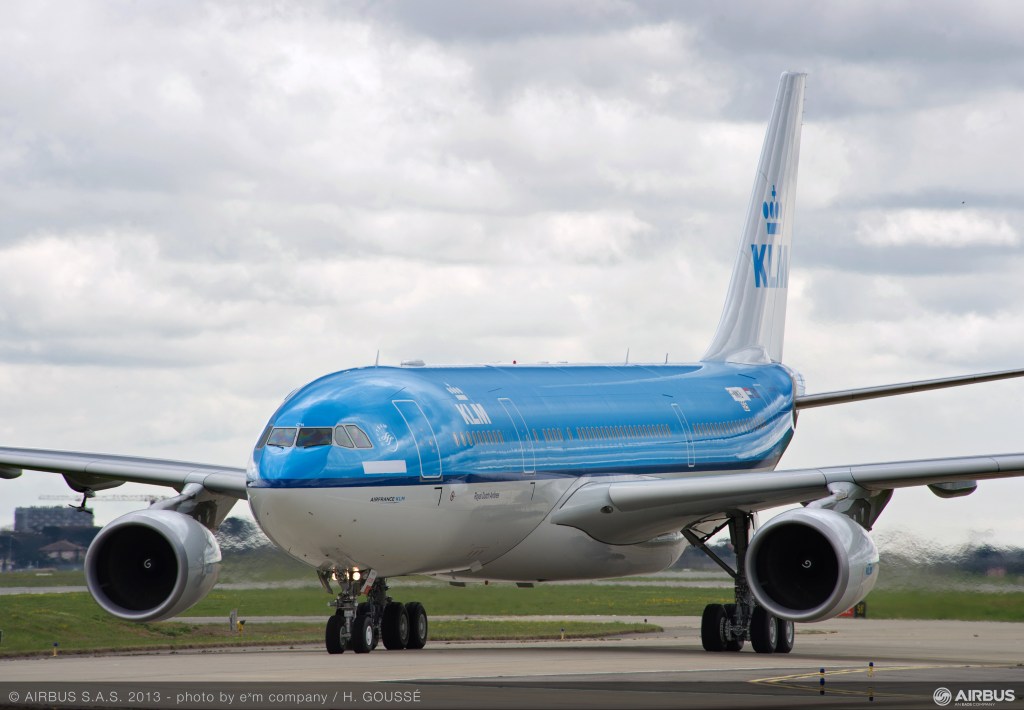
[39,539,87,563]
[14,506,95,533]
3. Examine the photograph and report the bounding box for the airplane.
[3,71,1024,656]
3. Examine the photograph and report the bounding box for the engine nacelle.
[746,508,878,623]
[85,509,221,622]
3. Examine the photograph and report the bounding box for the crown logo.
[445,383,469,401]
[762,185,780,235]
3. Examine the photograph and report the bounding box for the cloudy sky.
[2,1,1023,550]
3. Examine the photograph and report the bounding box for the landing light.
[352,570,361,581]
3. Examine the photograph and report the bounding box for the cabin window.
[267,427,297,448]
[297,427,332,448]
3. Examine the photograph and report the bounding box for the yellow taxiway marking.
[749,664,990,699]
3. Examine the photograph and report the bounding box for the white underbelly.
[247,478,569,576]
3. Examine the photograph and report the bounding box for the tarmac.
[2,616,1022,709]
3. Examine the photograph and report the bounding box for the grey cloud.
[1,1,1023,543]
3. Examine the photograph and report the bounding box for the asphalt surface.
[2,617,1022,709]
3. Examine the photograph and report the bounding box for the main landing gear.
[319,569,428,655]
[684,514,795,654]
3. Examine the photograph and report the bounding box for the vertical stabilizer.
[702,72,805,364]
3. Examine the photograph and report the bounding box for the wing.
[0,446,248,499]
[795,367,1024,410]
[551,452,1024,545]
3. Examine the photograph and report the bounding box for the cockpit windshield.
[345,424,373,449]
[296,427,333,448]
[334,426,354,448]
[266,427,297,447]
[259,424,373,450]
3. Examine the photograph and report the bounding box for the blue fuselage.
[250,362,796,488]
[245,362,797,579]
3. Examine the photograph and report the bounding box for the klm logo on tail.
[763,185,781,235]
[751,184,788,289]
[750,244,789,288]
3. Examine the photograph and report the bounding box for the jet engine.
[85,509,221,622]
[746,507,878,622]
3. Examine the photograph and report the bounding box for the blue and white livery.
[4,72,1024,656]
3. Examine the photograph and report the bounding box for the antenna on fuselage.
[625,348,630,365]
[374,350,380,367]
[665,353,669,364]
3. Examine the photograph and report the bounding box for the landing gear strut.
[684,515,795,654]
[319,568,428,655]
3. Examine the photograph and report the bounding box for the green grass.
[5,579,1024,658]
[0,569,86,587]
[0,593,657,657]
[183,582,727,618]
[0,593,305,656]
[864,589,1024,622]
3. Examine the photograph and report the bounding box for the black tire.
[700,603,727,652]
[354,602,380,650]
[722,604,744,652]
[382,602,410,650]
[774,618,795,654]
[325,614,345,655]
[406,602,428,650]
[750,606,777,654]
[350,614,375,654]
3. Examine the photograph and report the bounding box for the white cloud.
[856,209,1019,247]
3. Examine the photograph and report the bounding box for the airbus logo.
[933,687,1016,706]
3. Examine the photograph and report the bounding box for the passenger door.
[392,400,443,480]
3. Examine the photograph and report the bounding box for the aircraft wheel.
[700,603,727,652]
[351,614,375,654]
[774,618,795,654]
[723,604,744,652]
[406,602,428,650]
[382,602,410,650]
[750,606,777,654]
[325,614,345,655]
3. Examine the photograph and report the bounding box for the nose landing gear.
[319,568,428,655]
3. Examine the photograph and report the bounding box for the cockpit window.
[334,425,354,448]
[297,427,332,448]
[346,424,373,449]
[267,427,297,447]
[255,425,273,449]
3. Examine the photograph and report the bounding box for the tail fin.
[702,72,805,364]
